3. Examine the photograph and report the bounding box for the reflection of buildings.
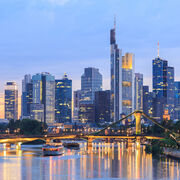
[4,82,18,120]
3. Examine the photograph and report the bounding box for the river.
[0,142,179,180]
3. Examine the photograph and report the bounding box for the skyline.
[1,0,180,94]
[1,0,180,118]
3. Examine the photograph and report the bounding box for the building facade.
[4,82,18,120]
[32,72,55,124]
[21,74,33,118]
[95,90,111,123]
[73,90,82,122]
[110,25,122,122]
[174,81,180,120]
[55,74,72,123]
[152,56,174,120]
[134,73,143,110]
[81,67,102,104]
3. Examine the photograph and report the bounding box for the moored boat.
[42,143,64,156]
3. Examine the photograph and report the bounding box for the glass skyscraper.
[134,73,143,110]
[174,81,180,120]
[110,23,122,122]
[32,72,55,124]
[4,82,18,120]
[21,74,33,118]
[81,67,102,104]
[55,74,72,123]
[110,21,134,122]
[152,56,174,120]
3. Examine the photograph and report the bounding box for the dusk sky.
[1,0,180,94]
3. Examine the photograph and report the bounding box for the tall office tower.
[174,81,180,120]
[21,74,33,118]
[81,67,102,104]
[143,86,154,118]
[4,82,18,120]
[110,21,122,122]
[55,74,72,123]
[121,53,135,117]
[32,72,55,124]
[73,90,82,122]
[134,73,143,110]
[79,104,95,123]
[152,45,174,121]
[95,90,111,123]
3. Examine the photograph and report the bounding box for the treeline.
[0,119,47,135]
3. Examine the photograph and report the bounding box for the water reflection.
[0,143,179,180]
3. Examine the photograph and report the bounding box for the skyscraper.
[81,67,102,104]
[134,73,143,110]
[73,90,82,122]
[121,53,135,116]
[110,21,122,122]
[55,74,72,123]
[95,90,111,123]
[4,82,18,120]
[21,74,33,118]
[110,20,135,122]
[152,46,174,120]
[174,81,180,120]
[32,72,55,124]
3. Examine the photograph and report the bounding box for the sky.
[1,0,180,118]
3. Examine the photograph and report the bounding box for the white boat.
[42,143,64,156]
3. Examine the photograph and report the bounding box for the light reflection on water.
[0,143,179,180]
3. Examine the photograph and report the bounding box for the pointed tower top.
[114,14,116,31]
[63,73,68,79]
[157,41,159,57]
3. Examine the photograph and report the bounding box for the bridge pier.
[87,138,94,148]
[136,137,141,149]
[16,142,22,150]
[3,143,11,149]
[105,138,110,143]
[127,139,133,147]
[134,112,142,135]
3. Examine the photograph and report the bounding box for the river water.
[0,142,179,180]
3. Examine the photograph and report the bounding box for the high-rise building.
[55,74,72,123]
[95,90,111,123]
[152,47,174,120]
[4,82,18,120]
[81,67,102,104]
[110,21,134,122]
[121,53,135,117]
[174,81,180,120]
[134,73,143,110]
[30,103,44,122]
[110,22,122,122]
[143,86,154,118]
[73,90,82,122]
[21,74,33,118]
[32,72,55,124]
[79,104,95,123]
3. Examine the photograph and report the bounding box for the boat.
[42,143,64,156]
[63,142,80,149]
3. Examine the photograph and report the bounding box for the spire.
[114,14,116,31]
[157,41,159,57]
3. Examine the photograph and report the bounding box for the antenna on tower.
[157,41,159,57]
[114,14,116,31]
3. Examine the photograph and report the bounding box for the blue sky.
[1,0,180,93]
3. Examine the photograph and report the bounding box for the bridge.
[0,110,179,149]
